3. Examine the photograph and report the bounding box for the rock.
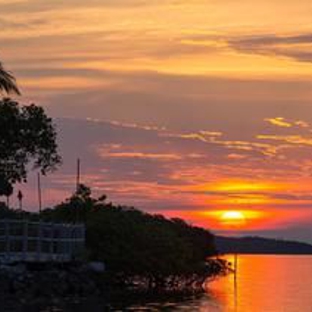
[87,261,105,273]
[0,262,105,308]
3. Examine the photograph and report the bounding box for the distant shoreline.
[216,236,312,255]
[222,252,312,255]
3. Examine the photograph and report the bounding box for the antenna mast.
[76,158,81,192]
[37,173,42,213]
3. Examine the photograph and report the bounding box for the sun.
[199,209,265,230]
[220,210,246,227]
[221,211,246,221]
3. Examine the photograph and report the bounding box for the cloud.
[98,150,183,161]
[31,117,312,198]
[264,117,310,130]
[257,135,312,146]
[265,117,293,128]
[227,153,248,160]
[229,33,312,63]
[3,0,312,242]
[180,32,312,64]
[7,115,312,243]
[231,34,312,49]
[0,17,42,29]
[0,0,160,13]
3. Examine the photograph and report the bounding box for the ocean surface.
[25,255,312,311]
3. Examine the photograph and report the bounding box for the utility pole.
[76,158,81,192]
[37,173,42,213]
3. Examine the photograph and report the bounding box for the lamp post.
[17,190,23,210]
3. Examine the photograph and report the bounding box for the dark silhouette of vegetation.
[0,188,229,290]
[0,176,13,197]
[0,98,61,195]
[0,61,20,95]
[216,236,312,255]
[0,201,33,219]
[39,185,229,290]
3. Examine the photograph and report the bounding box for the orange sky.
[1,0,312,241]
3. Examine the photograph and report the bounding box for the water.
[208,254,312,312]
[113,255,312,311]
[22,255,312,311]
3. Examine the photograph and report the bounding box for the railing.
[0,219,85,263]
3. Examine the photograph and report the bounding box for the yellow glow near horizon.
[213,181,279,192]
[221,210,246,221]
[219,210,247,228]
[200,209,267,230]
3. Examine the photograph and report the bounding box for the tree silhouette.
[0,175,13,197]
[0,98,61,194]
[41,188,229,289]
[0,62,20,95]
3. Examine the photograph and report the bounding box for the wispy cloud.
[229,33,312,63]
[265,117,293,128]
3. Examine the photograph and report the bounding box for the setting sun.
[221,211,246,221]
[220,210,246,227]
[195,209,269,231]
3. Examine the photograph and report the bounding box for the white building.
[0,219,85,263]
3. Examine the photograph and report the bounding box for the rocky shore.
[0,263,104,311]
[0,258,229,311]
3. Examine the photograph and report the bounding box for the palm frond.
[0,62,20,95]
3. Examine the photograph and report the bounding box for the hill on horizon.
[215,236,312,255]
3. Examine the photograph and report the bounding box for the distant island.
[216,236,312,255]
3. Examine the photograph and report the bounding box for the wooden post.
[22,220,28,261]
[233,239,239,311]
[234,252,238,273]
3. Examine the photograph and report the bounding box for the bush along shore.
[0,185,231,304]
[0,259,228,309]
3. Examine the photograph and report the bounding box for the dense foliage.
[40,185,229,288]
[0,184,229,289]
[0,98,61,195]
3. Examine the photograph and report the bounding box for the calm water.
[112,255,312,311]
[22,255,312,311]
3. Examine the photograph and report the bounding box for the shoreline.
[0,260,228,310]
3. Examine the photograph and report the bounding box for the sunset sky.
[2,0,312,242]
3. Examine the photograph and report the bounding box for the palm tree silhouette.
[0,62,20,95]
